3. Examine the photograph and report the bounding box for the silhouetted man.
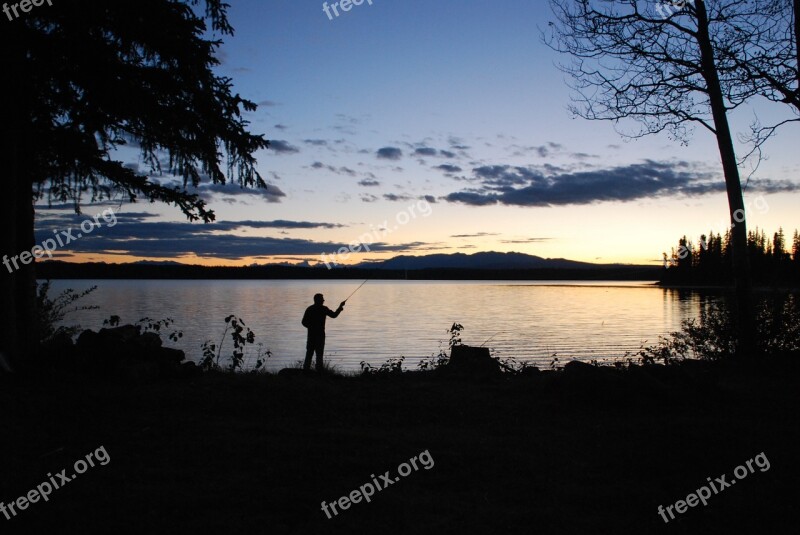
[302,293,345,371]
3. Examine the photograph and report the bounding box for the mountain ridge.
[353,251,646,270]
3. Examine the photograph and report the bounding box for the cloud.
[304,139,328,146]
[448,136,469,150]
[434,164,463,174]
[274,124,288,130]
[383,193,415,202]
[358,178,381,187]
[444,160,800,207]
[310,161,357,176]
[269,140,300,154]
[450,232,500,238]
[258,100,278,107]
[413,146,459,158]
[360,194,379,203]
[500,238,552,244]
[507,142,563,158]
[376,147,403,160]
[32,213,367,261]
[381,193,436,203]
[233,220,345,230]
[199,182,286,203]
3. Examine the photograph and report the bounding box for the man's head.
[314,293,324,305]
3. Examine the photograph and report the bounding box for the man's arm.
[327,302,345,318]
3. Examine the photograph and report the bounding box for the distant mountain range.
[132,260,187,266]
[355,251,642,270]
[37,252,658,280]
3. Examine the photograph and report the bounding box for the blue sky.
[36,0,800,266]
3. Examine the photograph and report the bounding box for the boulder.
[137,331,163,349]
[176,361,202,378]
[518,364,540,377]
[98,324,140,343]
[563,359,603,378]
[71,325,185,379]
[443,345,501,378]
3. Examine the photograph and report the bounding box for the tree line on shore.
[661,228,800,285]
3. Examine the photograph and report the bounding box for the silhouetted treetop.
[3,0,269,222]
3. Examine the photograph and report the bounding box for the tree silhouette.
[544,0,796,357]
[661,227,798,285]
[0,0,269,368]
[723,0,799,161]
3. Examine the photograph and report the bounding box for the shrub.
[636,293,800,363]
[360,355,405,376]
[417,322,463,370]
[36,281,98,343]
[200,315,268,372]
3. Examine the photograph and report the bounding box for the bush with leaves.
[103,315,183,343]
[200,315,268,372]
[36,281,98,343]
[360,355,405,376]
[636,293,800,363]
[417,322,464,370]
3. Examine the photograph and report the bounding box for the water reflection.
[49,279,724,371]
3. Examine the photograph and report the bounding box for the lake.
[47,279,718,371]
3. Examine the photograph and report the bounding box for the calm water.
[49,279,718,371]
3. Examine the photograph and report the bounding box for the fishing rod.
[343,278,369,303]
[479,331,507,348]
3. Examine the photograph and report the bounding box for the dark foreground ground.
[1,360,798,535]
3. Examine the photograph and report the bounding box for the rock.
[137,332,163,349]
[116,357,159,382]
[176,361,202,378]
[624,364,670,393]
[98,324,140,343]
[519,364,540,377]
[76,329,101,349]
[640,362,692,385]
[155,347,185,364]
[71,325,184,379]
[43,331,75,349]
[563,360,602,378]
[443,345,501,378]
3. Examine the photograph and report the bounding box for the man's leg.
[315,337,326,372]
[304,337,314,370]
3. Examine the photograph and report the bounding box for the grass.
[1,357,798,534]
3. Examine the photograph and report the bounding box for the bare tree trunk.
[696,0,756,358]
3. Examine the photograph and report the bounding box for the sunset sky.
[35,0,800,267]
